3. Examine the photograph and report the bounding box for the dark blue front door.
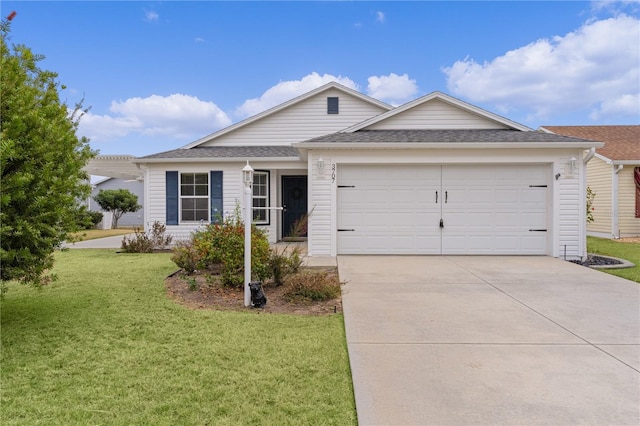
[282,176,308,238]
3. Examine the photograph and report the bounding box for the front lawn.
[587,236,640,283]
[1,250,356,425]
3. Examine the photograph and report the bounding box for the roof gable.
[182,82,391,149]
[344,92,532,132]
[541,125,640,161]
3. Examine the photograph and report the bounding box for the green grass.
[1,250,356,425]
[587,236,640,283]
[71,228,134,241]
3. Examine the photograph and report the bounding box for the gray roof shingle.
[300,129,598,144]
[138,145,300,160]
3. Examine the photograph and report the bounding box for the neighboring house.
[541,126,640,238]
[90,177,145,227]
[125,82,601,260]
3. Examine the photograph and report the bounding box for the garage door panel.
[337,164,549,255]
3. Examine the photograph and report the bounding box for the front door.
[282,176,308,238]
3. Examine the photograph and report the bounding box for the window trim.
[252,170,270,225]
[179,172,209,223]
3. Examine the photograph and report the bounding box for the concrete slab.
[340,255,640,426]
[448,255,613,285]
[342,283,582,344]
[338,256,485,285]
[494,281,640,345]
[350,344,640,426]
[598,345,640,370]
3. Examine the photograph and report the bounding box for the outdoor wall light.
[568,157,577,176]
[317,157,325,171]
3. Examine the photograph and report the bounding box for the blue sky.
[4,1,639,156]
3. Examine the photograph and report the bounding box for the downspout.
[136,163,149,232]
[612,164,624,239]
[580,148,596,260]
[583,147,596,164]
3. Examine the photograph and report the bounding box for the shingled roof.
[542,125,640,161]
[137,146,300,160]
[300,129,596,144]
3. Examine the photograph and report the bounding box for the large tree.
[93,189,141,229]
[1,21,95,286]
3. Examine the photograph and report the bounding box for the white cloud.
[78,94,231,142]
[194,37,205,43]
[590,93,640,120]
[376,11,385,23]
[442,15,640,121]
[367,73,418,104]
[234,72,358,118]
[144,10,159,22]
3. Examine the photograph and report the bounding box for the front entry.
[282,176,308,238]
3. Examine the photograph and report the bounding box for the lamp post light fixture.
[242,161,254,307]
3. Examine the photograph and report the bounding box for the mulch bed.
[165,268,343,316]
[570,254,623,267]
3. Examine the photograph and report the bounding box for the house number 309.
[331,163,336,183]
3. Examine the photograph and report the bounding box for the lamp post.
[242,161,254,307]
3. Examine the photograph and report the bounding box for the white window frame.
[180,172,209,223]
[252,171,270,225]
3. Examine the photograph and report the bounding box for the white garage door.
[337,164,549,255]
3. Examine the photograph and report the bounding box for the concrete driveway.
[339,256,640,426]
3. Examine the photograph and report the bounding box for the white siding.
[200,88,388,147]
[557,159,582,259]
[308,153,333,256]
[586,158,613,235]
[367,99,510,130]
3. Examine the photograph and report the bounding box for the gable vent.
[327,97,339,114]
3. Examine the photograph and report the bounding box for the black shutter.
[210,171,223,224]
[166,171,178,225]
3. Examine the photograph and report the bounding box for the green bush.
[269,244,304,286]
[171,240,201,274]
[283,270,341,302]
[189,206,270,288]
[73,207,103,230]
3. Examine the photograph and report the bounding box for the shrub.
[283,270,341,302]
[190,206,270,288]
[121,221,173,253]
[269,244,304,286]
[121,228,153,253]
[586,186,596,224]
[148,221,173,250]
[73,207,103,230]
[171,240,200,274]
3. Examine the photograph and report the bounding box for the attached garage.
[295,91,602,260]
[337,164,549,255]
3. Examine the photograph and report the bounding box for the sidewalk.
[63,234,132,249]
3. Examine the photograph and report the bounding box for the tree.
[1,21,95,286]
[93,189,141,229]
